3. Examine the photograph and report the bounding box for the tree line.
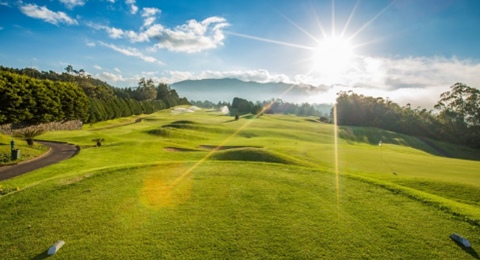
[335,83,480,148]
[0,66,189,125]
[0,70,88,124]
[191,98,329,118]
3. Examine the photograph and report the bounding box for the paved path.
[0,141,79,181]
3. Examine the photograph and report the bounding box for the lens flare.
[333,104,340,206]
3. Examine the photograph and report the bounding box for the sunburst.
[226,0,394,206]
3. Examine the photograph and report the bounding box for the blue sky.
[1,0,480,106]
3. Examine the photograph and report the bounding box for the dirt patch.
[58,173,93,185]
[199,145,263,150]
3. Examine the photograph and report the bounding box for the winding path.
[0,141,79,181]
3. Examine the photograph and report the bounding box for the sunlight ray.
[348,1,394,41]
[331,0,336,37]
[312,8,328,39]
[333,104,340,207]
[277,11,320,43]
[340,0,360,37]
[226,31,314,50]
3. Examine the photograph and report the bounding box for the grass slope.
[0,109,479,259]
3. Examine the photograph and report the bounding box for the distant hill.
[171,78,326,104]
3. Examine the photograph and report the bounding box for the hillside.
[0,110,479,259]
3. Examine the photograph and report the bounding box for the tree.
[231,97,254,115]
[435,83,480,127]
[14,128,45,146]
[0,71,35,123]
[156,82,170,100]
[435,83,480,146]
[135,78,157,101]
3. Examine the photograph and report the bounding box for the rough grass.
[0,110,479,259]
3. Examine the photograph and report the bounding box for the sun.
[312,36,355,75]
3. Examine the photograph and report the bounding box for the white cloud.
[142,7,160,18]
[87,22,152,42]
[158,71,194,84]
[142,17,156,28]
[98,41,163,64]
[124,28,150,42]
[130,5,138,14]
[97,71,125,82]
[294,56,480,107]
[86,41,96,47]
[150,56,479,108]
[87,22,124,39]
[114,67,121,73]
[89,15,228,53]
[19,4,78,25]
[60,0,86,9]
[303,55,480,91]
[94,65,102,70]
[125,0,137,14]
[141,8,161,28]
[153,17,229,53]
[106,27,124,39]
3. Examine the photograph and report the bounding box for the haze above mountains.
[171,78,328,104]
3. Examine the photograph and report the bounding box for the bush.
[14,128,45,146]
[92,138,105,147]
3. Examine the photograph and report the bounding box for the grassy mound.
[146,128,206,140]
[209,147,309,166]
[339,125,480,160]
[162,120,197,129]
[159,120,235,136]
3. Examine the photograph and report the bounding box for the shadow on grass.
[450,239,480,259]
[339,126,480,161]
[31,250,50,260]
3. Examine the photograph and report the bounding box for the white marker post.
[48,240,65,255]
[450,234,471,247]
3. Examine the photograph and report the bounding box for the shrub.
[14,128,45,146]
[92,138,105,147]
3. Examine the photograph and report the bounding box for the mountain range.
[171,78,328,104]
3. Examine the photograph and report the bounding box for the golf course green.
[0,108,479,259]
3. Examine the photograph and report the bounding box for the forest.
[0,66,189,124]
[335,83,480,148]
[191,97,330,119]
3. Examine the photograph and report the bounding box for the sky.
[1,0,480,107]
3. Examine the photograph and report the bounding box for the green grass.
[0,110,479,259]
[0,134,49,165]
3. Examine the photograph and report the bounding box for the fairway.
[1,109,479,259]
